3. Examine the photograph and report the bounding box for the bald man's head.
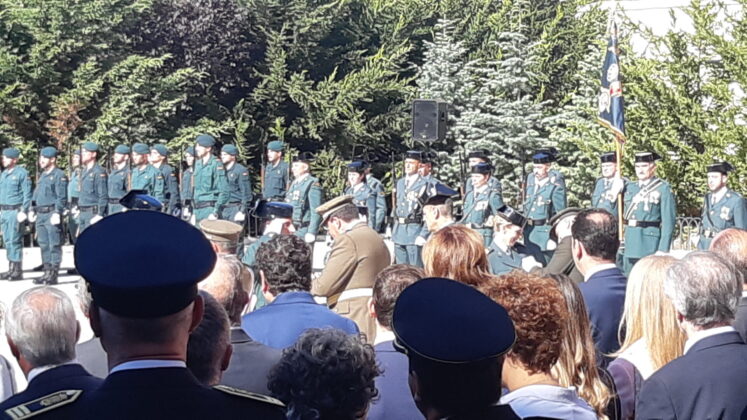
[199,255,249,324]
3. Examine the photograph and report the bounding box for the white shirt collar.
[374,330,396,346]
[535,176,550,187]
[27,361,77,383]
[683,326,737,354]
[583,263,618,282]
[474,183,489,194]
[711,187,727,203]
[492,237,510,253]
[352,182,365,192]
[110,359,187,374]
[742,290,747,298]
[405,173,419,185]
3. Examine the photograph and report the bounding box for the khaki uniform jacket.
[313,221,391,343]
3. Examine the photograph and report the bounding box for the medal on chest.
[720,206,731,220]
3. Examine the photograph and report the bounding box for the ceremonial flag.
[598,22,626,142]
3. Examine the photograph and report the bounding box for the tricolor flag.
[598,22,626,142]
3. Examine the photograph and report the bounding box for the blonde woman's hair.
[422,224,491,287]
[549,274,612,420]
[614,255,686,370]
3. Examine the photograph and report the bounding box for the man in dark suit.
[571,209,626,362]
[637,252,747,419]
[66,211,285,419]
[367,264,425,420]
[1,287,102,418]
[199,254,281,393]
[709,228,747,342]
[534,207,583,283]
[241,234,358,349]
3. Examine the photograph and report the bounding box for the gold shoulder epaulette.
[4,390,82,419]
[213,385,285,407]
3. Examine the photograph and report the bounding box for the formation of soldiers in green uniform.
[1,133,745,281]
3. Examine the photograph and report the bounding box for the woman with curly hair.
[267,328,381,420]
[482,272,597,419]
[422,224,493,287]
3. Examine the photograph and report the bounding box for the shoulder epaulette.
[4,390,82,419]
[213,385,284,407]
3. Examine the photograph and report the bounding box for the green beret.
[185,146,195,156]
[82,142,99,152]
[40,147,58,158]
[132,143,150,155]
[114,145,130,155]
[196,134,216,147]
[2,148,20,159]
[267,141,284,152]
[152,144,169,157]
[222,144,238,156]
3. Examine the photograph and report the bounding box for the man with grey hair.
[1,287,102,417]
[186,291,232,386]
[199,254,281,394]
[637,251,747,419]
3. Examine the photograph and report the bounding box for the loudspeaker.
[412,99,448,142]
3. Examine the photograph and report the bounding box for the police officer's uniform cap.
[74,211,216,318]
[2,148,20,159]
[496,205,527,228]
[405,150,423,161]
[316,195,354,223]
[222,144,239,156]
[253,200,293,220]
[532,151,555,164]
[347,161,366,174]
[422,183,457,207]
[599,152,616,163]
[196,134,216,147]
[152,144,170,157]
[114,145,130,155]
[421,151,437,165]
[707,161,735,174]
[634,152,661,163]
[132,143,150,155]
[293,151,315,164]
[199,219,243,244]
[466,149,490,160]
[185,146,195,156]
[40,147,58,158]
[392,277,516,363]
[82,142,99,152]
[471,162,493,175]
[267,141,284,152]
[119,190,163,211]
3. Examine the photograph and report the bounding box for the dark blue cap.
[40,147,58,158]
[2,148,20,159]
[600,152,616,163]
[392,277,515,363]
[253,199,293,220]
[293,151,314,163]
[405,150,423,161]
[119,190,164,211]
[532,152,553,164]
[634,152,661,163]
[471,162,493,175]
[82,142,99,152]
[114,145,130,155]
[347,161,366,173]
[707,161,735,174]
[152,144,169,157]
[185,146,195,156]
[421,183,457,206]
[421,151,437,164]
[196,134,216,147]
[496,205,527,227]
[267,141,284,151]
[74,211,216,318]
[132,143,150,155]
[221,144,239,156]
[467,149,490,160]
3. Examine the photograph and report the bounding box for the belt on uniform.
[35,205,55,213]
[396,217,422,224]
[526,218,549,226]
[327,288,374,307]
[625,220,660,228]
[194,201,216,209]
[79,205,99,212]
[108,198,121,204]
[0,205,21,211]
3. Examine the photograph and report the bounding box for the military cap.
[316,195,355,223]
[293,151,315,164]
[267,141,284,152]
[119,190,163,211]
[496,205,527,228]
[132,143,150,155]
[548,207,582,242]
[392,277,515,363]
[421,151,437,164]
[222,144,239,156]
[532,150,557,164]
[707,161,735,174]
[404,150,423,161]
[40,146,58,158]
[634,152,661,163]
[252,200,294,220]
[152,144,170,157]
[466,149,490,160]
[199,219,243,245]
[599,152,617,163]
[421,183,457,207]
[2,148,20,159]
[74,211,216,318]
[537,147,560,159]
[185,146,195,156]
[471,162,493,175]
[114,144,130,155]
[196,134,216,147]
[347,161,366,174]
[82,142,99,152]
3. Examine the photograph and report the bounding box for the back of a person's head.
[77,278,93,317]
[187,291,230,386]
[256,234,312,295]
[373,264,425,329]
[199,254,247,323]
[665,251,742,328]
[422,224,490,286]
[571,209,619,261]
[329,203,360,223]
[481,272,567,374]
[6,286,78,367]
[710,228,747,283]
[268,328,380,420]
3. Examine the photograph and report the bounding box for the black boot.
[66,267,79,275]
[31,263,44,272]
[33,264,50,285]
[2,262,23,281]
[45,266,59,285]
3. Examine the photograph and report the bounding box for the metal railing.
[673,216,702,251]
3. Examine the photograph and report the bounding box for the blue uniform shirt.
[698,188,747,250]
[0,166,32,211]
[194,155,230,214]
[34,167,68,213]
[78,164,108,215]
[365,176,386,231]
[225,162,253,212]
[262,161,289,199]
[130,165,160,196]
[107,166,130,201]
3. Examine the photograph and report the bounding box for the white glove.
[16,212,27,223]
[28,211,37,223]
[609,177,624,197]
[71,207,80,218]
[233,211,246,222]
[304,233,316,244]
[207,213,218,221]
[414,236,427,247]
[189,214,196,225]
[91,215,103,225]
[50,213,61,225]
[521,256,543,272]
[182,207,192,219]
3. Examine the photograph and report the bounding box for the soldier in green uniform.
[698,161,747,250]
[285,152,323,243]
[591,152,626,215]
[522,150,567,264]
[460,163,505,247]
[362,158,386,233]
[622,152,676,274]
[463,149,503,199]
[393,151,428,266]
[262,141,289,200]
[107,144,130,215]
[534,147,566,188]
[130,143,162,198]
[150,144,181,216]
[0,148,32,280]
[181,146,195,221]
[488,205,536,275]
[77,142,108,233]
[344,161,378,229]
[67,149,82,244]
[220,144,253,223]
[31,146,68,285]
[193,134,229,224]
